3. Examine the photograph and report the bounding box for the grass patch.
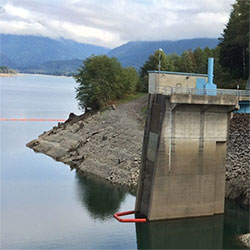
[100,92,147,113]
[141,105,148,120]
[116,92,147,104]
[105,92,147,106]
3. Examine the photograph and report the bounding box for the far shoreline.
[16,73,72,78]
[0,73,73,78]
[0,73,18,77]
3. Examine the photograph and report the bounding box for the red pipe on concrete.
[113,210,147,223]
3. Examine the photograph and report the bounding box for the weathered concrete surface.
[148,72,207,94]
[136,94,239,220]
[170,93,239,108]
[239,95,250,101]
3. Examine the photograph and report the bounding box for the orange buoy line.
[113,210,147,223]
[0,118,66,122]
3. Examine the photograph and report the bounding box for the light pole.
[158,48,163,94]
[158,48,163,72]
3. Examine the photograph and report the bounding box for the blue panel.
[196,78,206,95]
[196,78,206,89]
[234,101,250,113]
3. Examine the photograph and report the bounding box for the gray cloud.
[0,0,235,48]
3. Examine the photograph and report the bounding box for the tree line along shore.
[0,66,17,76]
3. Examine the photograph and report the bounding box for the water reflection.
[223,200,250,248]
[136,200,249,249]
[75,173,126,220]
[136,215,224,249]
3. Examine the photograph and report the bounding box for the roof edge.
[147,70,208,77]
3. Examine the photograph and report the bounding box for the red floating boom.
[0,118,65,122]
[113,210,147,223]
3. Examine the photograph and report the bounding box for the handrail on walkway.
[159,86,250,97]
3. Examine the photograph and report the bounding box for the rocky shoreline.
[239,233,250,248]
[0,73,17,77]
[225,113,250,207]
[27,96,250,206]
[27,96,147,190]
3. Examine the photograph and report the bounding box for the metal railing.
[158,86,250,98]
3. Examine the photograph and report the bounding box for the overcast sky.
[0,0,235,48]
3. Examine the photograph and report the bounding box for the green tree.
[179,50,196,73]
[139,49,175,92]
[169,53,182,72]
[121,67,139,94]
[74,55,123,110]
[0,66,16,73]
[219,0,249,79]
[193,47,207,74]
[140,49,174,78]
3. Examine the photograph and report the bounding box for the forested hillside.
[107,38,218,69]
[0,34,110,69]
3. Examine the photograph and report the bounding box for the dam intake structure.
[135,58,249,221]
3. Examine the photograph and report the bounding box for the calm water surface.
[0,74,249,249]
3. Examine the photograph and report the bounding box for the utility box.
[148,71,208,94]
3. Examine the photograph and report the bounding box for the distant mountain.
[0,34,110,69]
[22,59,83,76]
[1,35,219,75]
[107,38,219,69]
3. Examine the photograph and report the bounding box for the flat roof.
[147,70,208,77]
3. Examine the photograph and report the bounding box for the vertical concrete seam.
[148,94,166,220]
[135,94,152,212]
[199,107,205,154]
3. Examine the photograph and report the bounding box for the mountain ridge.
[1,34,218,74]
[0,34,110,69]
[107,38,219,69]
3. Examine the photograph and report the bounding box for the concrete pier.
[136,92,239,220]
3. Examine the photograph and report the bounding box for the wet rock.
[238,234,250,248]
[26,140,39,147]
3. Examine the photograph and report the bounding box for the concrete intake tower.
[135,58,240,221]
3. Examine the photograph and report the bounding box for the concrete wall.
[136,94,238,220]
[148,72,208,94]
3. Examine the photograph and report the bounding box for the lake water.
[0,74,249,249]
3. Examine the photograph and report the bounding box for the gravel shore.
[26,96,250,206]
[27,96,147,189]
[0,73,17,77]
